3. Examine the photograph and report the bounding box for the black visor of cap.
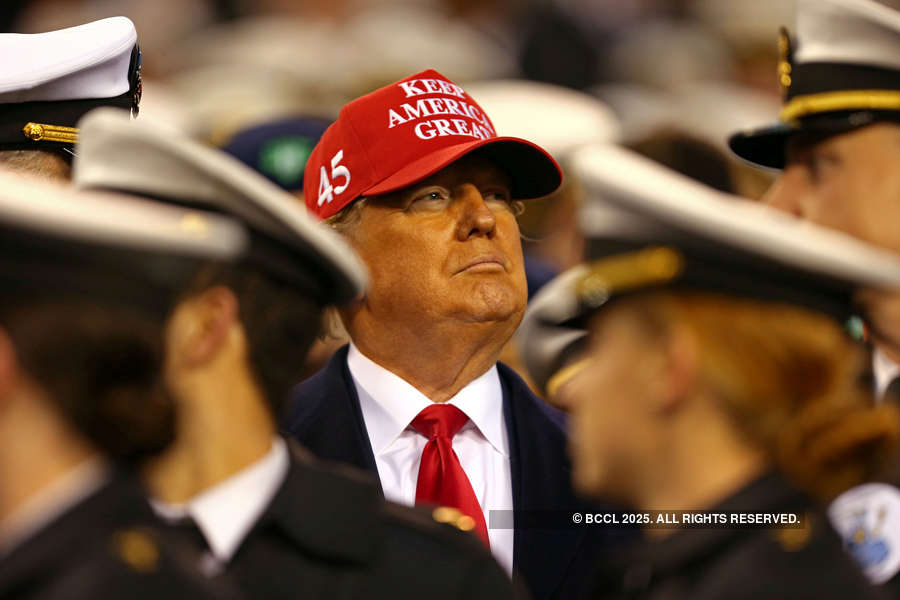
[471,139,563,200]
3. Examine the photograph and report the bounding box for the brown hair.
[1,299,174,464]
[626,291,900,501]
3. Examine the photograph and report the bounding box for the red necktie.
[412,404,490,546]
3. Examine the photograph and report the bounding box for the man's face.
[763,123,900,253]
[763,123,900,350]
[343,154,528,332]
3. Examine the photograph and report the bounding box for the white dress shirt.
[873,346,900,401]
[152,436,289,572]
[347,342,515,576]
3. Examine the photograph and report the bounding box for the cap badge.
[577,246,685,309]
[777,28,793,100]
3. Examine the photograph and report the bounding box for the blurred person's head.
[220,116,332,197]
[0,170,244,521]
[564,292,898,506]
[626,129,737,194]
[73,109,366,499]
[0,18,141,180]
[729,0,900,352]
[541,144,900,509]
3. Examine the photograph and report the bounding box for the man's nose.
[762,167,807,217]
[455,184,497,241]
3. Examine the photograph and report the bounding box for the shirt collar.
[152,436,289,563]
[873,346,900,400]
[347,342,508,457]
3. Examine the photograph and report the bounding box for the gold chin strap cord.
[22,122,79,144]
[780,90,900,123]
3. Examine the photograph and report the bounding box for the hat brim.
[728,114,895,170]
[728,122,795,170]
[363,136,563,200]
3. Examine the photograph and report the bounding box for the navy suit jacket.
[284,346,619,599]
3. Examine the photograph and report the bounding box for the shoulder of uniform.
[379,502,483,542]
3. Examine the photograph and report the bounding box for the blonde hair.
[629,292,900,501]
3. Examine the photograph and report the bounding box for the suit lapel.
[284,346,380,482]
[500,364,587,599]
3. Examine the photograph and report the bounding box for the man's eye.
[483,190,511,205]
[407,189,450,210]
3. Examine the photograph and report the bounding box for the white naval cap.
[793,0,900,69]
[0,168,247,316]
[73,108,368,305]
[730,0,900,168]
[573,143,900,303]
[517,142,900,402]
[0,17,141,150]
[464,80,620,161]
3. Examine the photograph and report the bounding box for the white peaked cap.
[0,17,137,103]
[795,0,900,69]
[572,143,900,293]
[73,108,367,305]
[0,168,245,260]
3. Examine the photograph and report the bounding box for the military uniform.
[588,474,885,600]
[0,475,240,600]
[190,442,517,600]
[519,142,900,600]
[727,0,900,591]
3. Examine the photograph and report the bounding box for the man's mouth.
[456,255,506,274]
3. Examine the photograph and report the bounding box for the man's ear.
[656,326,698,415]
[178,286,240,367]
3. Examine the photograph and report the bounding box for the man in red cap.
[286,69,613,599]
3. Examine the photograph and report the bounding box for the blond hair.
[630,292,900,501]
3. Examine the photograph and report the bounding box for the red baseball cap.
[304,69,563,220]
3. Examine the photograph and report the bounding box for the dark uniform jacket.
[215,441,516,600]
[0,473,236,600]
[588,473,887,600]
[285,345,624,600]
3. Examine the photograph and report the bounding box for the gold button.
[23,123,44,141]
[113,529,159,572]
[456,515,476,531]
[433,506,462,524]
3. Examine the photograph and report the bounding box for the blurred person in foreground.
[0,17,142,180]
[729,0,900,587]
[549,144,900,599]
[0,171,246,599]
[73,108,516,600]
[286,69,617,599]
